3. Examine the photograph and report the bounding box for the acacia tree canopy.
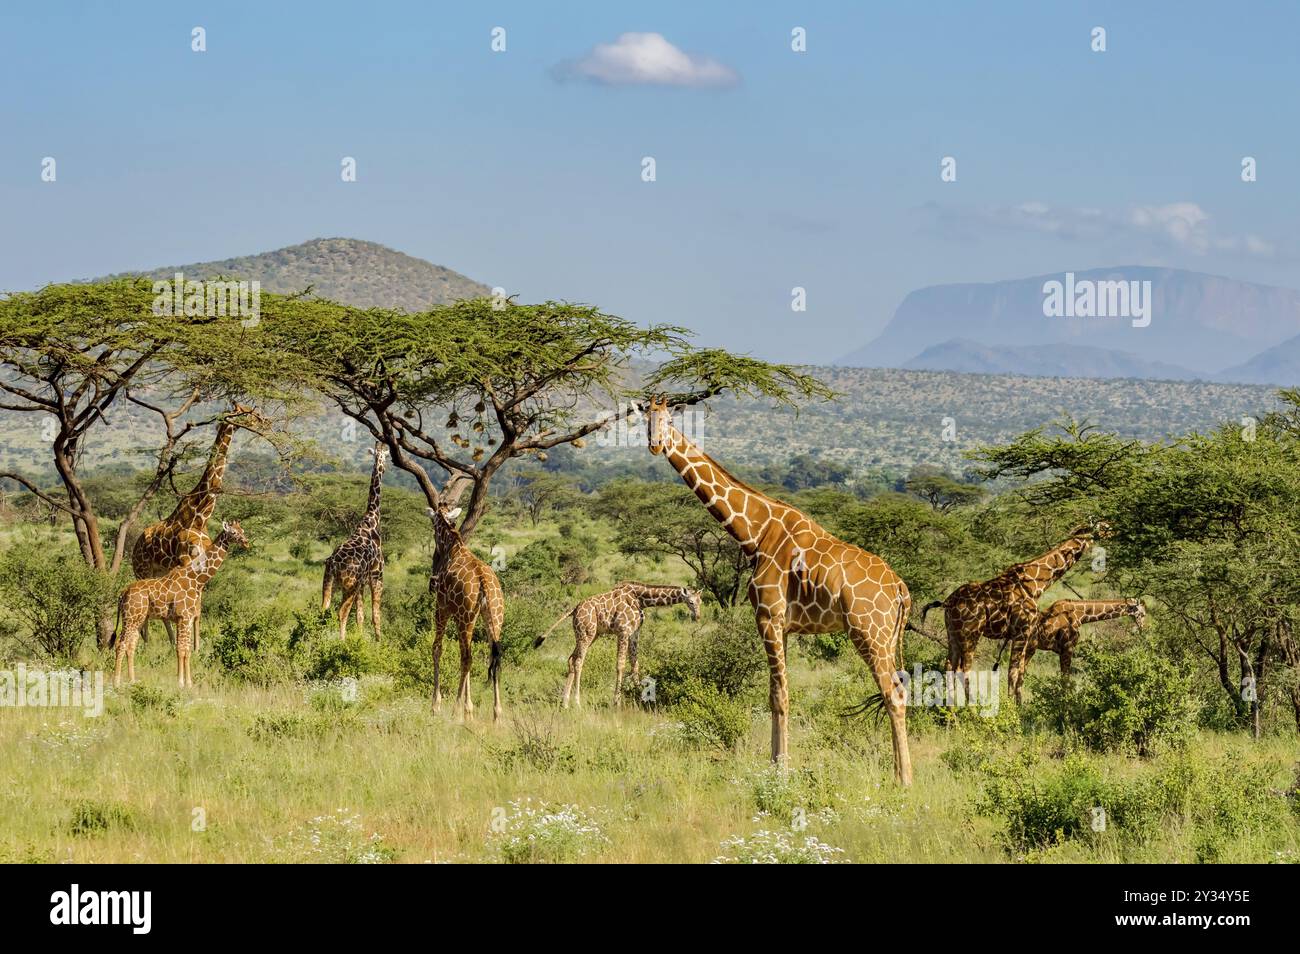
[256,296,835,537]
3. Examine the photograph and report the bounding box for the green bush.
[208,610,295,685]
[127,683,181,717]
[673,677,752,752]
[0,544,120,661]
[67,800,135,836]
[1026,645,1197,756]
[646,609,764,706]
[304,635,394,681]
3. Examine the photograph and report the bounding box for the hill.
[839,266,1300,380]
[96,237,491,312]
[901,338,1200,382]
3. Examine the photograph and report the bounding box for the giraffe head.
[1127,598,1147,627]
[229,403,272,433]
[645,394,675,455]
[426,505,463,534]
[1091,519,1114,540]
[368,443,389,466]
[216,519,250,551]
[682,587,702,621]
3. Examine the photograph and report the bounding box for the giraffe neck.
[1010,535,1090,598]
[359,457,385,532]
[172,421,237,530]
[1063,599,1134,624]
[632,584,687,608]
[431,519,462,574]
[660,423,797,557]
[190,540,231,586]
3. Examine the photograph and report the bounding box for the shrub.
[713,829,845,864]
[275,809,396,863]
[127,683,181,717]
[645,609,765,706]
[0,545,120,661]
[673,677,751,752]
[208,610,295,685]
[490,716,578,774]
[68,800,135,836]
[1026,645,1197,756]
[487,800,609,864]
[304,635,393,681]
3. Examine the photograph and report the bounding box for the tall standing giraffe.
[920,524,1107,703]
[533,581,703,707]
[321,443,388,639]
[645,396,912,782]
[112,521,250,688]
[131,403,267,648]
[426,504,504,721]
[1006,597,1146,698]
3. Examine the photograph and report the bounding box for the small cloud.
[553,32,739,88]
[922,200,1278,260]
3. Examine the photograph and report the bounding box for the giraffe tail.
[488,637,503,680]
[321,567,334,612]
[533,604,577,648]
[107,598,123,650]
[919,599,944,620]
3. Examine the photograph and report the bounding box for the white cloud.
[926,200,1277,260]
[554,33,739,88]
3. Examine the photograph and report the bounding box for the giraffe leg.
[175,620,186,689]
[127,628,139,684]
[568,630,596,709]
[613,629,630,707]
[337,589,356,641]
[354,590,365,637]
[1007,638,1032,704]
[431,603,449,713]
[114,625,135,688]
[757,607,789,766]
[630,625,641,687]
[184,617,196,689]
[1059,646,1073,677]
[850,625,913,787]
[486,600,503,723]
[456,619,474,721]
[369,576,383,642]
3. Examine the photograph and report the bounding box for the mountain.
[903,338,1201,381]
[97,237,491,311]
[839,267,1300,377]
[1218,334,1300,385]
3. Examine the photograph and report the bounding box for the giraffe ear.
[446,507,463,521]
[426,507,437,519]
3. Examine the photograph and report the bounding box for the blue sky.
[2,1,1297,362]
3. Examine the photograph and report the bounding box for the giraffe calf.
[112,521,249,689]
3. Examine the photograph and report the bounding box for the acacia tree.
[261,296,832,537]
[974,412,1300,736]
[0,280,287,643]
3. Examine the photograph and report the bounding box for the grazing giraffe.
[131,403,267,649]
[112,521,250,688]
[920,524,1107,703]
[534,582,703,707]
[321,443,387,640]
[1006,597,1147,698]
[645,395,912,782]
[426,504,504,721]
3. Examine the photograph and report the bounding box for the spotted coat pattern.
[534,582,703,707]
[322,443,387,639]
[646,395,913,783]
[1007,597,1147,697]
[113,521,249,689]
[427,504,504,721]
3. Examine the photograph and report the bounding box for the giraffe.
[426,504,504,721]
[321,443,388,640]
[111,521,250,688]
[1006,597,1147,698]
[645,395,912,782]
[919,523,1108,704]
[131,403,267,649]
[533,582,703,707]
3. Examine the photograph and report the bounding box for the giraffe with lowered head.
[1006,597,1146,698]
[427,503,504,721]
[645,395,912,782]
[112,521,250,688]
[321,443,388,639]
[534,581,703,707]
[920,523,1107,703]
